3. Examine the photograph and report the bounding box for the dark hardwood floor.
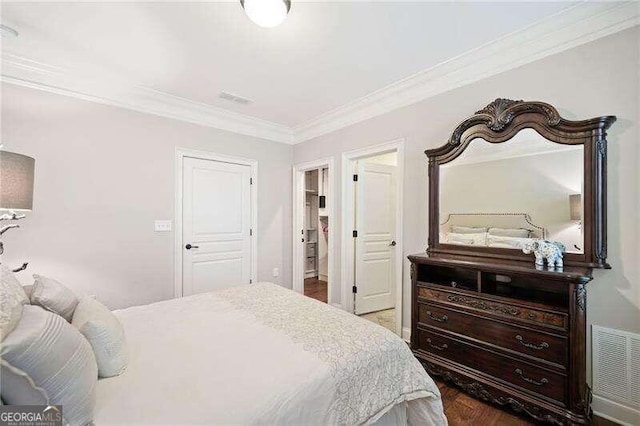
[304,277,327,303]
[437,379,619,426]
[437,379,535,425]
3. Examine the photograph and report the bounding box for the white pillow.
[487,235,533,249]
[72,297,127,378]
[450,225,488,234]
[1,305,97,425]
[30,274,79,322]
[488,227,531,238]
[0,264,29,340]
[446,232,487,246]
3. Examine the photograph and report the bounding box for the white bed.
[95,283,446,425]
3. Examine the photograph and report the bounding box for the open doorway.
[342,140,404,336]
[303,169,329,302]
[292,158,336,306]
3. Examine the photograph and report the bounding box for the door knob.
[389,240,397,247]
[185,244,199,250]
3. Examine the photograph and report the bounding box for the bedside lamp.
[569,194,581,222]
[0,150,35,271]
[1,150,35,216]
[569,194,582,230]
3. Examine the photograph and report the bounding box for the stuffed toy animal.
[522,239,566,269]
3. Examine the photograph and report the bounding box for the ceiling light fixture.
[240,0,291,28]
[0,24,19,38]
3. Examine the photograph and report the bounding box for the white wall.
[293,26,640,397]
[0,83,293,309]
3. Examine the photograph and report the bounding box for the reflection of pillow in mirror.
[451,226,488,234]
[488,228,531,238]
[487,236,532,249]
[446,232,487,246]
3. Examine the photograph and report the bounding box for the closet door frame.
[174,147,258,298]
[341,139,405,338]
[292,157,337,306]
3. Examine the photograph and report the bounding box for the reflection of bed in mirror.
[439,212,545,249]
[438,129,584,254]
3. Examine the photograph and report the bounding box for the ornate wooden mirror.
[426,99,616,268]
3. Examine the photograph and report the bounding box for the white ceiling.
[1,2,637,143]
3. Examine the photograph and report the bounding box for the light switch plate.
[155,220,172,232]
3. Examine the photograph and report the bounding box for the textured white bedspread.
[95,283,446,425]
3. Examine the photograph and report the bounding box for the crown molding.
[1,54,294,144]
[292,2,639,144]
[1,2,637,146]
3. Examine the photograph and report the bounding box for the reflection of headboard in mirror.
[440,212,546,239]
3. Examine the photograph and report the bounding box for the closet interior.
[303,168,329,302]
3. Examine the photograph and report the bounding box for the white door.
[354,162,397,315]
[182,157,252,296]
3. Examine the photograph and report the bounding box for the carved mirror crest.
[427,98,615,268]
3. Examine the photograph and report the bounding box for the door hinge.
[353,174,358,182]
[250,177,253,185]
[250,279,253,284]
[353,230,358,238]
[352,285,358,294]
[250,229,253,236]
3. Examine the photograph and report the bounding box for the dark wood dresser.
[410,253,593,425]
[414,99,615,424]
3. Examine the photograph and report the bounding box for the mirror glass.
[439,129,584,254]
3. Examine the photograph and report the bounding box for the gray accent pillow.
[0,264,29,340]
[1,305,97,425]
[450,225,488,234]
[30,274,79,322]
[488,227,532,238]
[72,297,127,378]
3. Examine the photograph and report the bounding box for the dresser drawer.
[415,328,567,405]
[417,287,568,330]
[417,303,567,366]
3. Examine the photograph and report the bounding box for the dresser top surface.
[408,252,593,283]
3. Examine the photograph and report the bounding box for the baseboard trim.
[331,302,343,310]
[592,395,640,426]
[402,327,411,343]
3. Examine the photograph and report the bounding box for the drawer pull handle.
[515,334,549,350]
[426,338,448,351]
[514,368,549,386]
[426,311,448,323]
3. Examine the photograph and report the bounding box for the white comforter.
[95,283,446,425]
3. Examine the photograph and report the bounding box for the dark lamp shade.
[0,151,35,211]
[569,194,581,221]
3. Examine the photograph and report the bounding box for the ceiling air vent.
[592,325,640,410]
[218,91,253,106]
